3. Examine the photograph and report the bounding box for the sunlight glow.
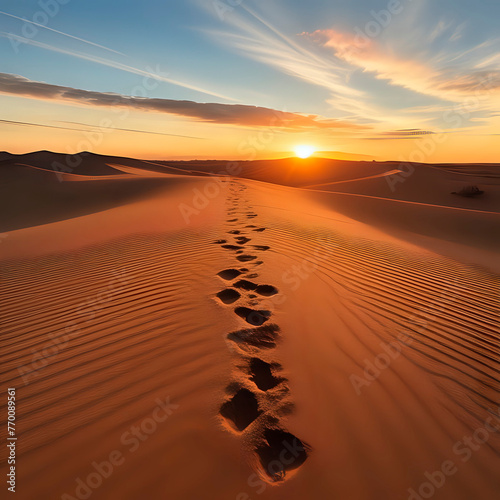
[294,145,316,159]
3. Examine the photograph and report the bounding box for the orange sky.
[1,1,499,163]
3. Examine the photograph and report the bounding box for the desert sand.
[1,152,499,500]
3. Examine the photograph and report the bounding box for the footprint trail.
[212,181,310,483]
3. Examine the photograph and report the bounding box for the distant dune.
[1,151,499,500]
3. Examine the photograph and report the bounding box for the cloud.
[304,28,500,102]
[201,5,383,122]
[382,129,436,136]
[0,73,366,131]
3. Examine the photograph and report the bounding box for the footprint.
[228,230,241,235]
[246,225,257,228]
[217,289,241,304]
[227,324,280,349]
[255,285,278,297]
[235,307,271,326]
[233,279,258,291]
[253,228,266,232]
[235,237,251,244]
[222,244,245,250]
[237,255,257,262]
[218,269,242,280]
[220,388,261,431]
[256,428,309,481]
[227,219,238,223]
[214,239,227,244]
[249,358,284,391]
[252,245,270,251]
[232,280,278,297]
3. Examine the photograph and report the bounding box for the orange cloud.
[305,29,500,102]
[0,73,367,131]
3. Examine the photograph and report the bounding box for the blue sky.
[0,0,498,160]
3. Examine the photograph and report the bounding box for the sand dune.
[1,152,499,500]
[0,163,188,232]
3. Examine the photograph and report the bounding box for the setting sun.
[294,145,316,159]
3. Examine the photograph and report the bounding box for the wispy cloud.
[0,73,366,130]
[304,28,500,102]
[199,1,499,132]
[0,10,124,55]
[0,33,237,102]
[200,4,437,129]
[202,5,377,120]
[383,129,436,136]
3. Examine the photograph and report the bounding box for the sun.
[294,145,316,159]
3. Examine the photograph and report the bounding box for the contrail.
[59,120,207,140]
[0,10,125,56]
[0,119,206,140]
[0,33,238,101]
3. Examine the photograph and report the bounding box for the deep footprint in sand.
[237,255,257,262]
[255,285,278,296]
[233,280,278,297]
[218,269,242,280]
[253,228,266,232]
[222,244,245,251]
[256,428,309,481]
[232,279,258,291]
[234,307,271,326]
[220,388,262,431]
[227,323,280,349]
[252,245,270,251]
[214,239,227,244]
[235,237,251,245]
[249,358,285,391]
[217,289,241,304]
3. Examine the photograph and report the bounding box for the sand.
[1,152,499,500]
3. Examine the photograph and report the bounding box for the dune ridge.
[0,152,499,499]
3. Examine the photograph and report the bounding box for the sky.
[0,0,499,161]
